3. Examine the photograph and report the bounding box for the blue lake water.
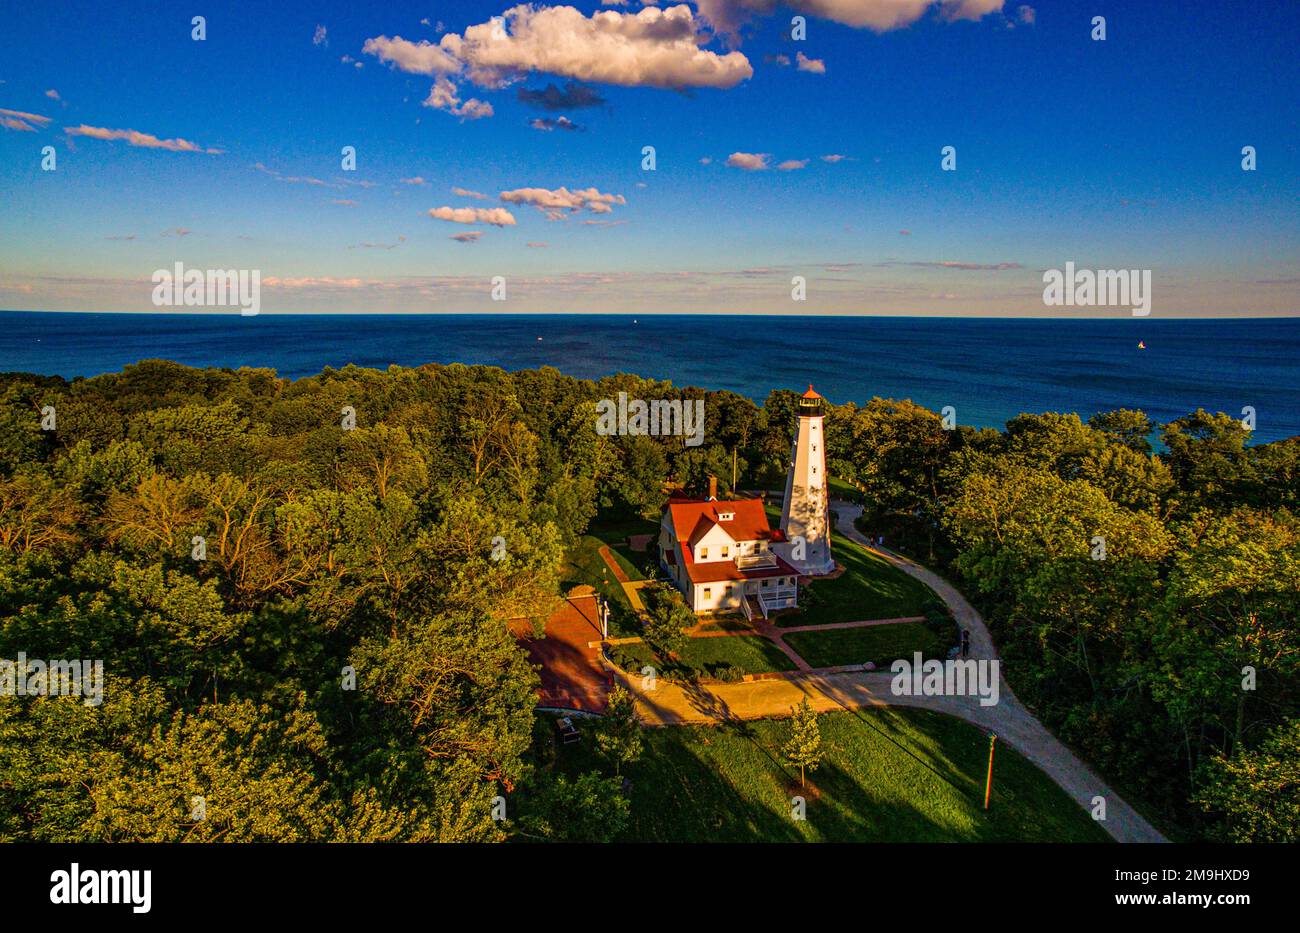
[2,311,1297,442]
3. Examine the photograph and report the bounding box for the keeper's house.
[657,495,800,620]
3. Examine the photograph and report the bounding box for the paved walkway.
[598,544,651,610]
[608,500,1169,844]
[511,591,610,714]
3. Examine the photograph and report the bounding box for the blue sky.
[0,0,1296,314]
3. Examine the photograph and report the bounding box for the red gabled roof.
[664,497,796,585]
[666,498,784,549]
[801,384,823,400]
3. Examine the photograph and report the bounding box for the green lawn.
[781,533,938,626]
[784,621,953,669]
[559,535,646,637]
[541,707,1111,842]
[611,635,795,680]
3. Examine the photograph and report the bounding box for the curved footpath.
[611,499,1168,844]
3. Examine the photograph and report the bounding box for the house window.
[721,545,730,557]
[761,579,769,588]
[703,587,712,599]
[699,547,708,559]
[759,542,767,552]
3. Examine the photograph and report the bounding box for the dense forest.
[0,359,1295,841]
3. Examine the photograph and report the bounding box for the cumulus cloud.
[517,80,607,110]
[429,205,517,226]
[452,186,489,200]
[725,151,770,170]
[500,185,627,220]
[365,4,752,111]
[424,76,494,119]
[777,159,808,170]
[795,52,826,73]
[530,115,581,131]
[0,108,52,132]
[362,35,461,74]
[447,4,753,90]
[66,124,222,153]
[696,0,1004,34]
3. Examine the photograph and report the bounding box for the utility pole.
[984,733,997,810]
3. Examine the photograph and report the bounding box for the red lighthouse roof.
[801,384,822,400]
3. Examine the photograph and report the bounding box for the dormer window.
[717,510,734,522]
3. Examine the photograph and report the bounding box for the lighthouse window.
[813,466,818,475]
[812,444,817,451]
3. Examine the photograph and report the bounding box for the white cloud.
[452,186,489,200]
[365,4,751,101]
[400,176,429,185]
[450,231,484,242]
[423,76,494,119]
[777,159,808,170]
[428,205,517,226]
[445,4,752,90]
[44,89,60,100]
[795,52,825,73]
[821,153,848,162]
[313,25,328,47]
[65,125,222,153]
[696,0,1004,33]
[529,115,581,131]
[362,35,462,75]
[725,151,770,170]
[0,108,52,132]
[499,185,627,220]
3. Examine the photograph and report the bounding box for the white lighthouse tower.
[777,385,835,576]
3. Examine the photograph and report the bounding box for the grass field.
[783,532,938,627]
[612,635,794,679]
[540,707,1111,842]
[784,621,952,669]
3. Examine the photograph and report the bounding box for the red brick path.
[511,592,610,714]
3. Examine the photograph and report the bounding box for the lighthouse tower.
[778,386,835,576]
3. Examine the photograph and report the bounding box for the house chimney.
[707,475,717,501]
